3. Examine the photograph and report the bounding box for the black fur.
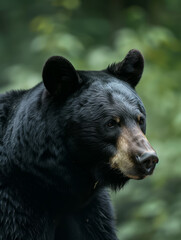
[107,49,144,88]
[0,50,147,240]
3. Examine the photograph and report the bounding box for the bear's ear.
[107,49,144,88]
[42,56,80,99]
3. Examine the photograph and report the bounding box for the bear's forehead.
[76,70,145,115]
[78,70,141,103]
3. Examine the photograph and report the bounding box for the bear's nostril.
[137,152,159,174]
[144,157,156,169]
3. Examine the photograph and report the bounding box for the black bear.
[0,49,158,240]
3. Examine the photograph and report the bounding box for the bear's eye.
[106,119,117,128]
[138,116,145,126]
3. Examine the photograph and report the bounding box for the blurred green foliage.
[0,0,181,239]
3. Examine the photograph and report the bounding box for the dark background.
[0,0,181,239]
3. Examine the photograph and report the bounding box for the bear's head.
[42,49,159,189]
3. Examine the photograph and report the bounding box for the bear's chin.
[104,168,149,190]
[101,168,130,190]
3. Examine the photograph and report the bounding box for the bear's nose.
[137,152,159,175]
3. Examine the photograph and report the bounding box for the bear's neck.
[4,159,101,214]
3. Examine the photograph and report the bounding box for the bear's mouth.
[121,162,157,180]
[124,173,147,180]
